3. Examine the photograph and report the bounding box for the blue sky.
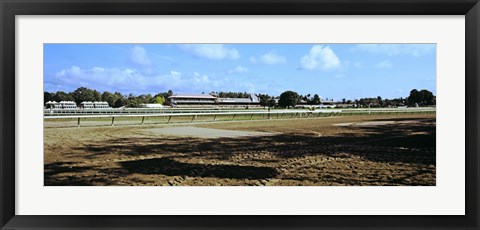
[44,44,436,100]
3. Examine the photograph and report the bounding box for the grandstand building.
[168,94,217,107]
[217,94,260,108]
[168,93,261,108]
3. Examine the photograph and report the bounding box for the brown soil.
[44,114,436,186]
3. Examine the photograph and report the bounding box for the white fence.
[44,108,268,115]
[44,108,435,127]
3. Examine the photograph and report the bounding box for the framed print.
[1,0,479,229]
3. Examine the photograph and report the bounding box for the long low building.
[45,101,77,109]
[80,101,110,109]
[46,101,110,109]
[168,94,217,106]
[320,100,339,108]
[168,93,261,108]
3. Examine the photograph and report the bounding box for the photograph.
[43,43,436,186]
[3,0,477,228]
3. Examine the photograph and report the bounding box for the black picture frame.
[1,0,479,229]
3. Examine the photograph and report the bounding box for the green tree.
[154,92,172,105]
[257,94,272,107]
[257,94,276,108]
[377,96,384,107]
[419,89,435,106]
[44,92,53,105]
[267,98,276,107]
[101,91,116,107]
[312,94,321,104]
[407,89,420,106]
[52,91,75,102]
[72,87,99,103]
[125,94,142,108]
[278,91,299,108]
[114,98,126,108]
[407,89,434,106]
[92,90,101,101]
[137,94,152,104]
[154,95,165,104]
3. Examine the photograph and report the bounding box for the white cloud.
[250,51,286,65]
[354,62,362,68]
[300,45,341,70]
[228,65,249,74]
[130,45,152,67]
[169,71,182,81]
[191,71,210,84]
[47,66,228,94]
[180,44,239,60]
[374,60,393,68]
[356,44,435,57]
[260,51,286,64]
[53,66,146,92]
[170,70,182,76]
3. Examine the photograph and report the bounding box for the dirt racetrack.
[44,114,436,186]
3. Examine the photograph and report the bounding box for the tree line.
[274,89,435,108]
[44,88,257,108]
[44,87,173,108]
[45,87,435,108]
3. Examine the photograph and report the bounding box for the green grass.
[44,110,436,128]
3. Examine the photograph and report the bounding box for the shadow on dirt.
[120,158,278,179]
[45,118,436,186]
[44,162,114,186]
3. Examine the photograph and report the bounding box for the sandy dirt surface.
[332,120,421,127]
[44,114,436,186]
[145,126,274,138]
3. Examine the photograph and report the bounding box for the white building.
[141,103,164,108]
[320,100,338,108]
[80,101,110,109]
[80,101,94,109]
[45,101,58,109]
[93,101,110,109]
[168,93,261,108]
[58,101,77,109]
